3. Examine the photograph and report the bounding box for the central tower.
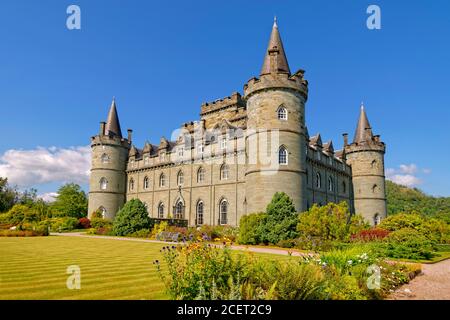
[244,20,309,214]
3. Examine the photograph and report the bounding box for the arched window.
[279,146,288,165]
[99,206,107,218]
[374,213,381,226]
[143,176,149,190]
[101,153,110,164]
[159,173,166,187]
[99,177,108,190]
[197,167,205,183]
[129,178,135,191]
[219,199,228,225]
[277,106,287,120]
[177,171,184,186]
[158,203,164,218]
[316,172,321,189]
[196,201,204,225]
[220,164,230,180]
[328,177,334,192]
[174,200,184,219]
[342,181,347,193]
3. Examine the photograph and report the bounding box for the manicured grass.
[0,236,291,300]
[0,236,168,300]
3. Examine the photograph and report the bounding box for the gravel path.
[388,258,450,300]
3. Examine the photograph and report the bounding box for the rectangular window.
[221,137,227,150]
[197,143,204,154]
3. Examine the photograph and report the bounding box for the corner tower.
[244,19,309,213]
[344,104,387,225]
[88,98,131,219]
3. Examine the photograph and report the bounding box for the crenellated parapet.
[200,92,245,116]
[243,70,308,100]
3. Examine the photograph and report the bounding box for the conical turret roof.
[260,18,291,76]
[353,104,373,144]
[105,98,123,138]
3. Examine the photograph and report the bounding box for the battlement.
[345,140,385,155]
[200,92,245,116]
[243,69,308,100]
[91,134,131,149]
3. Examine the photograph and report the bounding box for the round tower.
[88,98,131,220]
[243,19,309,214]
[344,104,387,226]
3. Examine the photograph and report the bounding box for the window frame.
[278,146,288,165]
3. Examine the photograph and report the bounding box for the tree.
[0,177,17,213]
[51,183,88,218]
[112,199,152,236]
[262,192,299,244]
[238,212,267,245]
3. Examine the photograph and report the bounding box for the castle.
[88,20,387,226]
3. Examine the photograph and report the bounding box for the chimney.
[127,129,133,142]
[100,122,106,136]
[343,133,348,147]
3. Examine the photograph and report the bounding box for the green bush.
[112,199,153,236]
[47,217,79,232]
[383,228,436,260]
[238,193,299,245]
[262,192,299,244]
[129,228,152,238]
[380,212,450,244]
[90,217,112,229]
[238,213,266,245]
[296,202,368,249]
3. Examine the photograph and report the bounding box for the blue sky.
[0,0,449,198]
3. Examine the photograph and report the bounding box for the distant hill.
[386,180,450,222]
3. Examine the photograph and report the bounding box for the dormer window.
[317,152,321,161]
[277,106,287,120]
[178,147,184,157]
[143,155,149,165]
[159,152,166,162]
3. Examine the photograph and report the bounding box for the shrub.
[90,217,112,229]
[129,228,152,238]
[112,199,153,236]
[383,228,436,260]
[78,217,91,229]
[296,202,368,249]
[380,212,450,244]
[238,213,266,245]
[262,192,299,244]
[45,217,79,232]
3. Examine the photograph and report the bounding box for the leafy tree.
[261,192,299,244]
[112,199,152,236]
[0,177,17,213]
[297,202,368,242]
[51,183,88,218]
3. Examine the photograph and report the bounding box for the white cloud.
[399,164,418,175]
[387,174,422,187]
[423,168,432,174]
[386,163,423,187]
[38,192,59,203]
[0,146,91,188]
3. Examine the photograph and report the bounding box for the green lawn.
[0,236,290,300]
[0,236,169,300]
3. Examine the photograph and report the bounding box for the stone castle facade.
[88,21,387,226]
